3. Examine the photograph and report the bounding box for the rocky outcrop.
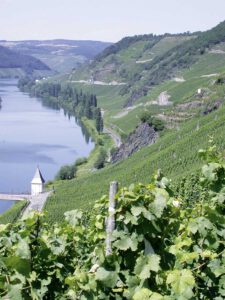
[177,100,203,110]
[157,91,172,106]
[202,100,222,115]
[111,123,158,163]
[124,87,148,108]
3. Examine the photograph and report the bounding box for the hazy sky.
[0,0,225,42]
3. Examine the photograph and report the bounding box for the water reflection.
[0,79,94,194]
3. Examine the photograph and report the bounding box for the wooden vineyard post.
[105,181,118,256]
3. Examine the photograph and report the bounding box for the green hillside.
[45,78,225,222]
[0,40,112,74]
[69,21,225,105]
[69,33,194,97]
[15,21,225,223]
[66,40,225,134]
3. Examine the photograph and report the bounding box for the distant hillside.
[0,45,50,77]
[69,21,225,106]
[17,20,225,223]
[0,40,112,74]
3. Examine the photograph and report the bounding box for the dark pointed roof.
[31,167,45,184]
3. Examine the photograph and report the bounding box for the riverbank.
[0,79,95,221]
[75,117,114,177]
[0,80,116,222]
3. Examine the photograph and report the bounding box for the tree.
[95,108,104,133]
[56,164,77,180]
[139,111,164,131]
[94,148,107,169]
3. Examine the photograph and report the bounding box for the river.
[0,79,94,214]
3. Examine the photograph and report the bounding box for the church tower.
[31,167,45,196]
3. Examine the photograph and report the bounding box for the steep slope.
[56,21,224,138]
[41,21,225,222]
[0,45,50,77]
[0,40,112,74]
[69,33,194,88]
[45,86,225,222]
[69,21,225,108]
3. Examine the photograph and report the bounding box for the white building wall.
[31,183,43,196]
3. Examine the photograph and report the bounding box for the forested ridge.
[0,45,50,74]
[0,40,112,74]
[70,20,225,106]
[121,21,225,105]
[94,32,193,63]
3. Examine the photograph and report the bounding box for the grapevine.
[0,144,225,299]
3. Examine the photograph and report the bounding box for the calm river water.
[0,79,94,214]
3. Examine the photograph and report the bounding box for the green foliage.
[44,102,225,222]
[56,163,77,180]
[72,20,225,107]
[95,107,104,133]
[75,157,88,166]
[0,200,27,224]
[138,21,225,92]
[95,34,163,62]
[18,79,103,132]
[139,111,165,131]
[1,145,225,298]
[94,148,107,169]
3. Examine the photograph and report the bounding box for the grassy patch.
[0,200,28,224]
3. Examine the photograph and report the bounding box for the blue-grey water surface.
[0,79,94,214]
[0,200,15,214]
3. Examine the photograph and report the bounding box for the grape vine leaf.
[5,284,23,300]
[166,269,195,298]
[134,254,160,280]
[2,256,30,276]
[133,288,163,300]
[95,267,118,288]
[64,209,83,227]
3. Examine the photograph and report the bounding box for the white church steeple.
[31,167,45,196]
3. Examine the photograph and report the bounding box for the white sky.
[0,0,225,42]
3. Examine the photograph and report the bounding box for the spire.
[31,167,45,184]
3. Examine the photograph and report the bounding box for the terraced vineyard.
[12,21,225,223]
[45,98,225,223]
[66,33,225,135]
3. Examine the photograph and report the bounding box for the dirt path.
[23,191,52,215]
[104,127,122,148]
[69,80,126,86]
